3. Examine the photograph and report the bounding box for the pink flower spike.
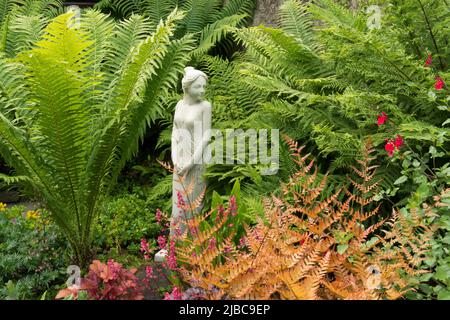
[161,240,177,270]
[145,266,155,279]
[163,292,171,300]
[155,209,163,224]
[229,195,237,216]
[140,238,149,253]
[216,205,225,220]
[157,235,167,250]
[176,191,185,208]
[208,237,217,250]
[164,286,183,300]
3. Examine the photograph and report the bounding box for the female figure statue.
[170,66,211,238]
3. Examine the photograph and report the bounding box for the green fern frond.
[279,0,320,52]
[140,0,178,26]
[193,14,246,57]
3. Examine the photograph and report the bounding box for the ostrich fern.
[95,0,255,58]
[0,9,194,266]
[0,0,64,57]
[171,0,449,216]
[228,0,449,178]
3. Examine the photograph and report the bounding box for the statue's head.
[182,66,208,102]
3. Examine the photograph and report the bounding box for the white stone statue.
[155,66,211,262]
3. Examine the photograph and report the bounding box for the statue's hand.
[178,162,193,176]
[174,164,183,175]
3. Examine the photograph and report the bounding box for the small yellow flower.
[26,210,40,220]
[0,202,6,212]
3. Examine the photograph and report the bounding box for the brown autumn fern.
[161,136,432,300]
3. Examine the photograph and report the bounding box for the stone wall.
[251,0,286,27]
[250,0,360,27]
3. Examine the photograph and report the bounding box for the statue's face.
[187,76,206,102]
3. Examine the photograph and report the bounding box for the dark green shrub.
[94,194,160,255]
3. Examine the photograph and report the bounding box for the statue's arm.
[171,105,180,170]
[192,102,212,165]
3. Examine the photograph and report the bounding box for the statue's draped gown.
[171,101,207,237]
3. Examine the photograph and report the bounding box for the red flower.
[377,112,388,126]
[394,134,403,149]
[435,76,445,90]
[425,54,432,67]
[385,139,395,157]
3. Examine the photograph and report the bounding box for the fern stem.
[247,204,276,273]
[371,45,413,82]
[173,167,199,241]
[416,0,445,70]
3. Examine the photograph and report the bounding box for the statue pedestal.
[154,249,168,263]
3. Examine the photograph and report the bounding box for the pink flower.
[167,240,177,270]
[253,229,263,241]
[155,209,163,224]
[435,76,445,90]
[145,266,155,279]
[189,225,199,236]
[171,219,182,238]
[176,191,185,208]
[425,54,432,67]
[157,235,167,250]
[215,205,225,222]
[239,237,247,248]
[208,237,217,250]
[385,139,395,157]
[394,134,404,149]
[229,195,237,216]
[163,286,183,300]
[377,112,388,126]
[223,246,232,253]
[140,238,149,253]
